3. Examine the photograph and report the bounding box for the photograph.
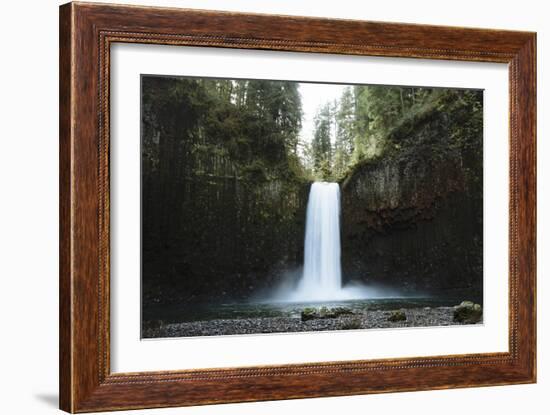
[140,75,484,338]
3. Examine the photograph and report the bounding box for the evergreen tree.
[311,102,333,178]
[334,87,355,176]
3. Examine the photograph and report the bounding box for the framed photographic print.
[59,2,536,412]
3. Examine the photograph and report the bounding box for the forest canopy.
[142,76,481,184]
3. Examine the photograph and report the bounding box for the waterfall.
[270,181,393,303]
[302,182,342,295]
[287,182,343,302]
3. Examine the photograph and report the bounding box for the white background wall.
[0,0,546,414]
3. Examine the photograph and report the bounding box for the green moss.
[388,310,407,322]
[301,306,354,321]
[453,301,483,324]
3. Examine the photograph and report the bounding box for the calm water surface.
[144,296,481,324]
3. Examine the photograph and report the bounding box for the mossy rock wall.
[340,90,483,297]
[141,142,310,306]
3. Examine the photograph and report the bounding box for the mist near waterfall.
[263,182,402,304]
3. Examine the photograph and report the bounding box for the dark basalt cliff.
[142,172,309,306]
[340,90,483,297]
[141,77,310,306]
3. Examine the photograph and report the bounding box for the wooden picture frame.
[59,2,536,412]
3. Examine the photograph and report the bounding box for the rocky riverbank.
[142,306,481,338]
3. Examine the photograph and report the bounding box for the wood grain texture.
[59,3,73,411]
[59,2,537,412]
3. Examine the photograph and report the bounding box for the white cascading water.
[273,181,395,303]
[298,182,342,299]
[287,181,352,302]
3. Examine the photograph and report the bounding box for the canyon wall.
[341,90,483,298]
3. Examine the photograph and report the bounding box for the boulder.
[388,310,407,322]
[301,306,354,321]
[301,307,317,321]
[453,301,482,323]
